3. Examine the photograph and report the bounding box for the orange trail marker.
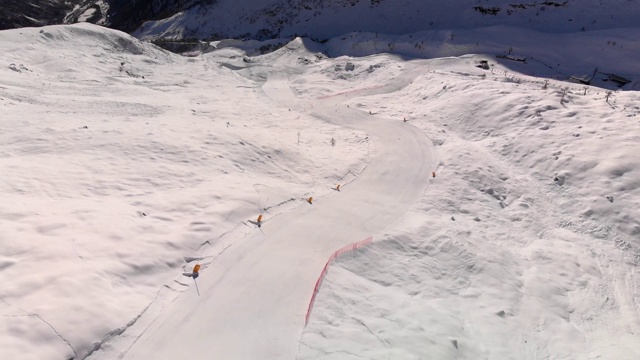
[307,197,313,204]
[191,264,201,295]
[257,214,263,223]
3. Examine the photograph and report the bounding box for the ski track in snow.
[1,23,640,360]
[297,57,640,359]
[93,42,435,360]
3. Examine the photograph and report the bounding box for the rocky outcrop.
[106,0,216,33]
[0,0,82,30]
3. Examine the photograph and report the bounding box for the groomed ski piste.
[1,22,640,360]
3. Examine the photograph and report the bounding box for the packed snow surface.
[1,23,639,360]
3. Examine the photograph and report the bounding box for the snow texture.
[1,20,639,360]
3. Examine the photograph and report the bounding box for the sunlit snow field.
[1,23,639,360]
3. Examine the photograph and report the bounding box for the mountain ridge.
[3,0,640,43]
[133,0,640,41]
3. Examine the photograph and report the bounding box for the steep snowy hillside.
[0,0,84,30]
[0,23,370,360]
[295,48,640,359]
[106,0,217,33]
[134,0,640,41]
[1,15,640,360]
[0,0,204,35]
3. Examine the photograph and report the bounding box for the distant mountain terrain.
[106,0,216,33]
[2,0,640,42]
[0,0,113,30]
[0,0,83,30]
[0,0,209,34]
[133,0,640,41]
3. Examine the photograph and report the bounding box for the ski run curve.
[107,57,435,359]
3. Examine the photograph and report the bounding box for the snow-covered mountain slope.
[134,0,640,41]
[0,0,200,35]
[106,0,217,33]
[0,23,369,359]
[296,51,640,360]
[0,0,86,30]
[1,21,640,360]
[92,48,436,360]
[321,26,640,90]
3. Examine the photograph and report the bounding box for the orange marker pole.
[192,264,201,295]
[193,278,200,296]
